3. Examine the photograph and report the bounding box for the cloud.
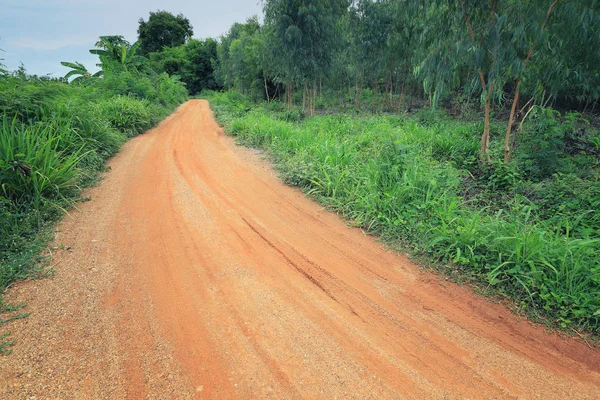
[9,36,95,51]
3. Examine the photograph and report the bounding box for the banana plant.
[90,37,148,73]
[60,61,102,84]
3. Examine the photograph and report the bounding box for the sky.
[0,0,263,77]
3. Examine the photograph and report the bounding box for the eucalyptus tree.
[327,11,356,106]
[500,0,563,162]
[350,0,395,111]
[217,17,263,94]
[418,0,568,161]
[264,0,347,114]
[519,1,600,110]
[418,1,501,159]
[388,1,426,110]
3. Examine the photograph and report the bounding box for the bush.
[99,96,154,137]
[516,108,597,180]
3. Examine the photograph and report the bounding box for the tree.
[417,1,565,161]
[264,0,347,114]
[148,38,221,95]
[502,0,561,162]
[217,18,262,91]
[137,11,193,55]
[351,0,395,112]
[216,17,272,99]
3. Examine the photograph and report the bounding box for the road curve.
[1,100,599,399]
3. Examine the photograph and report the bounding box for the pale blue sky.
[0,0,262,77]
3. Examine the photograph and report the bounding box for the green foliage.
[527,174,600,238]
[90,38,148,74]
[60,61,103,85]
[516,108,597,180]
[137,10,193,55]
[206,91,600,334]
[98,96,155,137]
[0,118,81,205]
[216,17,278,100]
[91,70,187,109]
[215,0,599,159]
[149,38,221,95]
[264,0,347,84]
[0,76,70,122]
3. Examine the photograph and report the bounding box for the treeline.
[214,0,600,162]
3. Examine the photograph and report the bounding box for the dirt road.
[1,100,599,399]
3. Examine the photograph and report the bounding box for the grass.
[203,90,600,337]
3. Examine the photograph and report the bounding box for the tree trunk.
[312,80,317,116]
[503,0,559,162]
[399,79,405,113]
[482,94,492,159]
[504,85,520,162]
[264,75,270,103]
[354,57,359,112]
[388,61,394,109]
[319,78,322,98]
[481,78,495,161]
[307,82,312,116]
[287,81,293,110]
[371,82,376,114]
[302,82,307,113]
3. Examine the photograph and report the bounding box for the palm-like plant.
[60,61,102,84]
[90,37,148,73]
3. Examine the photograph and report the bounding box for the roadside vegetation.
[206,90,600,336]
[0,13,197,351]
[1,0,599,349]
[202,0,600,337]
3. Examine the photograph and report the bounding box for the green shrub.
[99,96,154,137]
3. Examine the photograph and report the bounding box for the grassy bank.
[0,72,187,339]
[204,90,600,336]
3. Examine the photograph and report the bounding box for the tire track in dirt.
[1,100,599,399]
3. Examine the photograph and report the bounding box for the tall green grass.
[205,90,600,334]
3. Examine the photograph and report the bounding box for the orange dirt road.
[1,100,599,399]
